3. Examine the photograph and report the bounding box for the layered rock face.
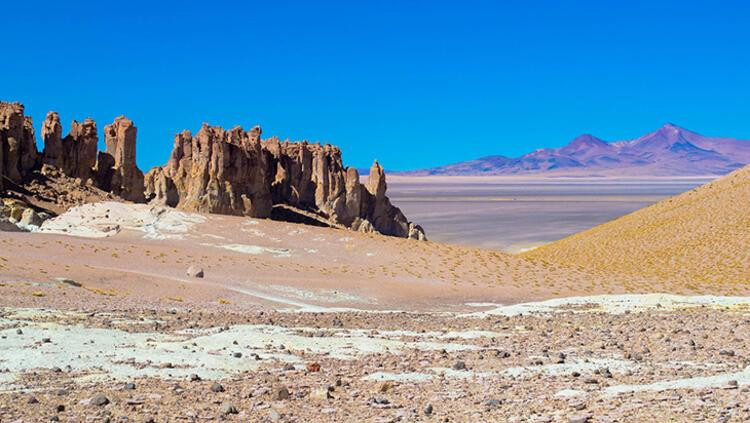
[145,124,272,217]
[96,116,145,202]
[147,125,426,239]
[0,102,38,188]
[1,102,145,205]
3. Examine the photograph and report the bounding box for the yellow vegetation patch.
[85,287,117,296]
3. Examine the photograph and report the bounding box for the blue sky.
[3,1,749,170]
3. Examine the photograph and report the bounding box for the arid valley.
[2,97,750,422]
[3,2,750,421]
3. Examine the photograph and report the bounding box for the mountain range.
[402,124,750,176]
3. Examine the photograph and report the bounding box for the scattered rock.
[210,383,225,393]
[272,386,290,401]
[306,362,321,372]
[186,266,204,278]
[55,278,82,288]
[220,403,238,415]
[89,394,109,406]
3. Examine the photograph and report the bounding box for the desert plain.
[2,166,750,422]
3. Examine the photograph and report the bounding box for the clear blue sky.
[4,1,750,171]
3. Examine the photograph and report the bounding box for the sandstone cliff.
[1,102,37,187]
[1,101,424,240]
[2,102,145,207]
[146,125,426,239]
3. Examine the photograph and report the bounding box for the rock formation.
[2,101,146,206]
[41,112,64,169]
[1,100,424,240]
[145,124,272,217]
[96,116,145,202]
[1,102,37,187]
[147,125,426,240]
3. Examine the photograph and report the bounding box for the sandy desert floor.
[1,201,750,422]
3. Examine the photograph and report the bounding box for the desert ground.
[2,166,750,423]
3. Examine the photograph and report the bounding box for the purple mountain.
[404,124,750,176]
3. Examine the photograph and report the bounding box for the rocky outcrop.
[145,124,272,217]
[2,100,424,240]
[147,125,426,240]
[41,111,99,182]
[96,116,145,202]
[41,112,64,169]
[2,101,146,207]
[1,102,38,187]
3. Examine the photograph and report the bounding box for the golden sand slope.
[525,165,750,291]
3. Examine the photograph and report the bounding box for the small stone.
[453,361,466,370]
[232,352,242,358]
[89,394,109,406]
[27,396,39,404]
[570,401,586,410]
[55,278,82,288]
[424,403,433,415]
[569,415,591,423]
[189,374,201,382]
[272,386,290,401]
[484,398,501,410]
[186,266,204,278]
[306,362,321,372]
[268,410,282,422]
[55,404,65,412]
[372,397,390,405]
[16,329,23,335]
[124,383,136,390]
[220,403,238,415]
[282,363,295,371]
[310,388,333,401]
[42,337,51,343]
[210,383,225,393]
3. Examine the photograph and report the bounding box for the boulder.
[186,265,204,278]
[19,208,42,227]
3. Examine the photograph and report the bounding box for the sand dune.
[525,164,750,292]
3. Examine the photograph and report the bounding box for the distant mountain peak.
[399,124,750,177]
[568,133,608,147]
